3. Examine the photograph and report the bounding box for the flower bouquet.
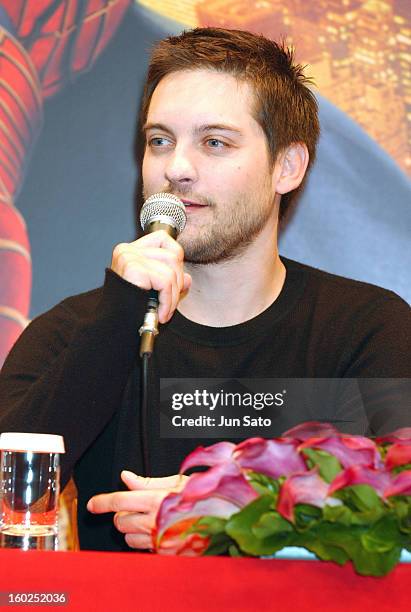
[154,423,411,576]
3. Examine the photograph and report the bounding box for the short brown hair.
[141,27,320,218]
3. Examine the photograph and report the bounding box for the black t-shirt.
[0,257,410,551]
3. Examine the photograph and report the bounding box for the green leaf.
[335,485,384,513]
[226,495,291,556]
[302,448,342,482]
[302,521,402,576]
[247,472,280,497]
[323,504,354,526]
[351,545,402,576]
[252,510,294,540]
[304,522,360,560]
[301,523,362,571]
[188,516,227,536]
[294,504,323,530]
[350,509,386,526]
[399,516,411,535]
[390,498,409,519]
[228,543,246,557]
[360,515,401,553]
[298,533,349,566]
[202,532,234,556]
[387,498,411,534]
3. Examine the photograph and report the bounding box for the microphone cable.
[140,351,150,476]
[138,194,187,476]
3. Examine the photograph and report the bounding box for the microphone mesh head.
[140,193,186,234]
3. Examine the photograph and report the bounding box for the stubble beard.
[181,194,274,265]
[142,186,274,265]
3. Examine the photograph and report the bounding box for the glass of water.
[0,432,65,550]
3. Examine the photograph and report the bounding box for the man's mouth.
[181,199,207,209]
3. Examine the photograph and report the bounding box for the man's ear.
[273,143,309,195]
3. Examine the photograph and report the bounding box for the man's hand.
[87,471,188,550]
[111,231,192,323]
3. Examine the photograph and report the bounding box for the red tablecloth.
[0,549,409,611]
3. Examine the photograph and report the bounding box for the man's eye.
[149,137,170,147]
[206,138,226,148]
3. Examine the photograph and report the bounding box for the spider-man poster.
[0,0,410,366]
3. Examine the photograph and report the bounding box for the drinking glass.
[0,432,65,550]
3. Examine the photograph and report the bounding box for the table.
[0,548,409,611]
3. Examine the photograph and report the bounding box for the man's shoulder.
[29,286,105,333]
[282,258,410,379]
[283,257,409,311]
[57,286,104,319]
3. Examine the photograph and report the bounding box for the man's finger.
[130,230,184,258]
[87,489,165,514]
[114,511,154,535]
[124,533,153,550]
[183,272,192,293]
[121,471,188,491]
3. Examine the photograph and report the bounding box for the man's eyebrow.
[142,122,171,134]
[194,123,242,135]
[142,122,242,135]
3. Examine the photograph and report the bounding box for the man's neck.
[177,221,286,327]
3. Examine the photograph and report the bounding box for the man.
[0,28,410,552]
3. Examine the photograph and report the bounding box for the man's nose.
[165,145,198,186]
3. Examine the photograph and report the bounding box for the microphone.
[138,193,187,356]
[140,192,186,238]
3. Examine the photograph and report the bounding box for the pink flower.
[299,435,383,469]
[277,469,341,522]
[234,438,307,479]
[155,514,211,556]
[376,428,411,444]
[283,421,340,441]
[182,462,257,507]
[180,437,307,482]
[329,465,393,497]
[385,471,411,497]
[180,441,236,473]
[385,443,411,470]
[155,491,240,554]
[329,465,411,500]
[155,461,258,555]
